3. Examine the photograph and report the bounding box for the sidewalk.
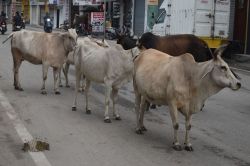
[225,54,250,72]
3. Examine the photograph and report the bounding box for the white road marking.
[0,90,52,166]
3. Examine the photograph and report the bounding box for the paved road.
[0,27,250,166]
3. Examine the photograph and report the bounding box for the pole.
[103,0,106,41]
[45,0,49,13]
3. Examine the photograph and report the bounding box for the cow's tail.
[2,32,15,44]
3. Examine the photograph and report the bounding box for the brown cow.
[133,46,241,151]
[6,29,77,94]
[138,32,213,62]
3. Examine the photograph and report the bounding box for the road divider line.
[0,90,52,166]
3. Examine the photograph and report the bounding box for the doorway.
[56,9,60,28]
[233,0,248,53]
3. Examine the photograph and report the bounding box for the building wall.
[29,0,68,28]
[133,0,166,36]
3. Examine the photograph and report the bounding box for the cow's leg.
[13,55,23,91]
[84,79,91,114]
[184,115,193,151]
[63,62,70,87]
[140,99,149,131]
[41,64,49,95]
[139,96,148,132]
[79,74,86,92]
[134,79,143,133]
[135,96,148,134]
[169,103,182,151]
[72,68,81,111]
[53,67,61,95]
[145,100,150,111]
[104,84,112,123]
[58,69,63,87]
[111,88,121,120]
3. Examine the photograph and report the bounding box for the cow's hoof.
[135,129,143,135]
[78,89,84,92]
[86,109,91,114]
[104,118,111,123]
[72,107,77,111]
[15,87,23,91]
[55,91,61,95]
[200,104,205,111]
[41,91,47,95]
[66,85,70,88]
[115,116,121,120]
[184,146,194,151]
[150,104,156,109]
[173,144,182,151]
[141,126,147,131]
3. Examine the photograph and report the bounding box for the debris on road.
[22,139,50,152]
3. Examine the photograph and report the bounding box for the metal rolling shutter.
[134,0,145,36]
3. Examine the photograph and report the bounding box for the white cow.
[5,29,77,94]
[133,46,241,151]
[72,39,140,122]
[60,37,110,89]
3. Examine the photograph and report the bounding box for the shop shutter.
[134,0,145,36]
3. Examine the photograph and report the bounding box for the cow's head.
[60,32,77,53]
[204,44,241,90]
[68,28,78,42]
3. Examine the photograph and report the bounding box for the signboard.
[148,0,158,5]
[147,0,158,30]
[91,12,104,32]
[73,0,92,6]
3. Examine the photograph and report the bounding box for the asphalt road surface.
[0,27,250,166]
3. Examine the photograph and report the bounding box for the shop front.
[22,0,30,23]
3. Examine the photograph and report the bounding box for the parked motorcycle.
[59,20,70,31]
[75,23,90,36]
[13,20,25,31]
[13,24,22,31]
[44,17,53,33]
[21,18,25,29]
[105,27,119,40]
[0,20,7,34]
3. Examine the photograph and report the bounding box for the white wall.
[30,5,39,25]
[29,2,67,27]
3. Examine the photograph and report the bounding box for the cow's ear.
[201,63,214,80]
[213,44,228,60]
